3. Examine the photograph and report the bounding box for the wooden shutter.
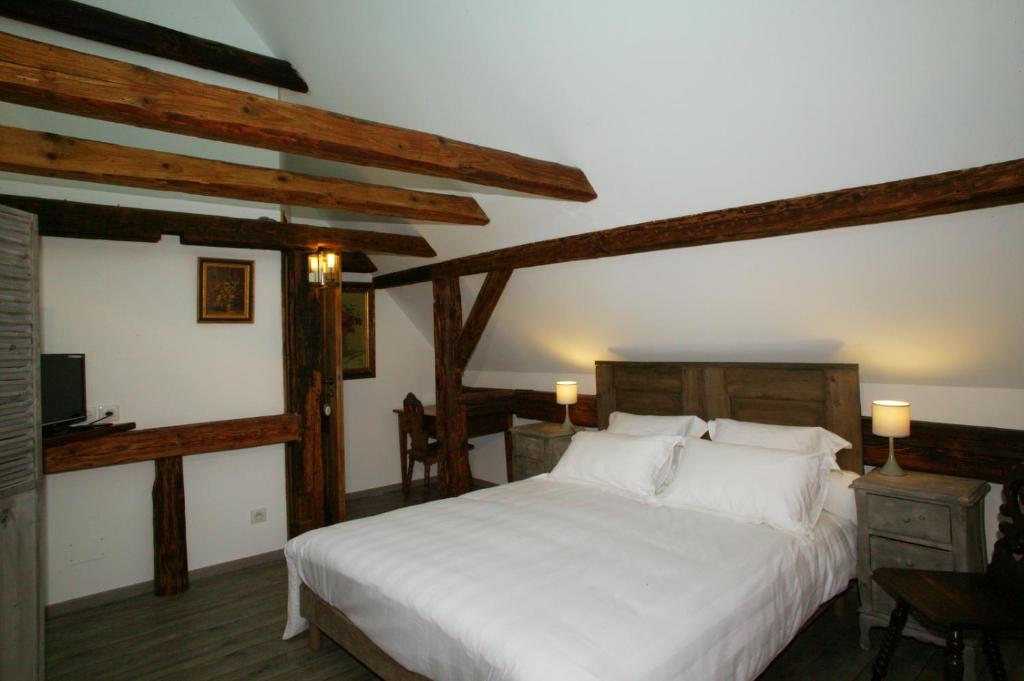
[0,206,38,498]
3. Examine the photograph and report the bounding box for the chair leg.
[402,454,413,498]
[423,461,432,500]
[871,599,910,681]
[981,630,1007,681]
[945,627,965,681]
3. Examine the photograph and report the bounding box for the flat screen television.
[41,353,87,431]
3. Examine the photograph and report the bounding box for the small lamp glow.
[308,249,340,287]
[872,400,911,477]
[556,381,578,432]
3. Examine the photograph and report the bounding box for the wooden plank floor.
[46,484,1024,680]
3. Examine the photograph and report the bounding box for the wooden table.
[393,393,516,486]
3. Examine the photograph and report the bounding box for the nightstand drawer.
[868,495,951,544]
[513,456,548,480]
[870,536,954,572]
[515,436,546,462]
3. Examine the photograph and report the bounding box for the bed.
[284,361,864,681]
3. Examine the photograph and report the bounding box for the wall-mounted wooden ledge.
[468,386,1024,483]
[43,413,301,597]
[44,414,301,474]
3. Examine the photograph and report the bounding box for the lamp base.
[877,439,907,477]
[561,406,575,433]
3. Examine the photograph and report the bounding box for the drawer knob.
[905,559,915,567]
[902,516,912,523]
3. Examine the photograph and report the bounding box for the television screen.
[41,353,86,429]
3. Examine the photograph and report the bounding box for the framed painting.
[341,283,375,379]
[197,258,254,323]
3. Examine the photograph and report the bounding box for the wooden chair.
[870,464,1024,681]
[399,393,472,500]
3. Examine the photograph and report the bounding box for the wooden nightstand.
[509,422,575,481]
[853,470,989,663]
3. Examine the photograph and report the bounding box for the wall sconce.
[308,249,339,287]
[556,380,578,432]
[872,399,910,477]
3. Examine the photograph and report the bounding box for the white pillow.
[657,437,830,535]
[707,418,851,471]
[823,469,860,525]
[549,431,680,498]
[607,412,708,438]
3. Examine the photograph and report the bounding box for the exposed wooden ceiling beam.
[0,126,489,224]
[337,252,376,274]
[0,195,432,260]
[0,0,309,92]
[374,158,1024,288]
[0,31,596,201]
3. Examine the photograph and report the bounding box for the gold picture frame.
[341,283,375,379]
[197,258,254,323]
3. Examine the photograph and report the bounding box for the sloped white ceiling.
[236,0,1024,388]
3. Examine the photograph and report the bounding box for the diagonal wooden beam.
[0,31,595,201]
[374,158,1024,288]
[0,194,435,257]
[0,126,488,224]
[456,269,513,371]
[0,0,309,92]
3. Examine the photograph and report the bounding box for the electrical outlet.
[250,507,267,524]
[97,404,120,422]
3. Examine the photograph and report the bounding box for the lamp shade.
[872,400,911,438]
[555,381,578,405]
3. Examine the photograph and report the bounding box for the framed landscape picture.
[341,283,375,379]
[197,258,254,323]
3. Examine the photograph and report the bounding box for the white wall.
[341,287,437,492]
[0,1,289,604]
[236,0,1024,496]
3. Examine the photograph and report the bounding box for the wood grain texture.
[0,126,489,224]
[152,456,188,597]
[455,269,512,371]
[474,384,1024,482]
[432,275,469,496]
[375,157,1024,287]
[0,30,595,201]
[320,285,346,525]
[0,0,308,92]
[0,194,434,257]
[282,251,325,538]
[43,414,300,474]
[861,418,1024,483]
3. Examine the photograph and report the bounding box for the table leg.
[504,417,514,484]
[398,416,411,497]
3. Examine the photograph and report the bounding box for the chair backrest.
[989,463,1024,595]
[402,392,432,460]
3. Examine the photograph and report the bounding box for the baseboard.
[346,477,496,500]
[46,548,283,619]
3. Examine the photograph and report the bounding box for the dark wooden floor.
[46,484,1024,680]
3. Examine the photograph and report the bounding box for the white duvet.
[284,476,856,681]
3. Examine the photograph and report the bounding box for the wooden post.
[321,264,346,524]
[152,456,188,596]
[282,251,325,537]
[432,275,470,496]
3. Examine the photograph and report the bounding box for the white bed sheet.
[284,476,856,681]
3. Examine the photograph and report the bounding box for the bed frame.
[301,361,864,679]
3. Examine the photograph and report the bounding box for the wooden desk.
[393,394,515,486]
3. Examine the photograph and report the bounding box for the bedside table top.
[512,422,576,438]
[852,469,989,506]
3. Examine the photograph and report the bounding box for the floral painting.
[197,258,254,323]
[341,283,375,379]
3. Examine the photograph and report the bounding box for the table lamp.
[556,381,578,432]
[872,400,910,477]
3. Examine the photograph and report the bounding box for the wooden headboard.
[595,361,863,472]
